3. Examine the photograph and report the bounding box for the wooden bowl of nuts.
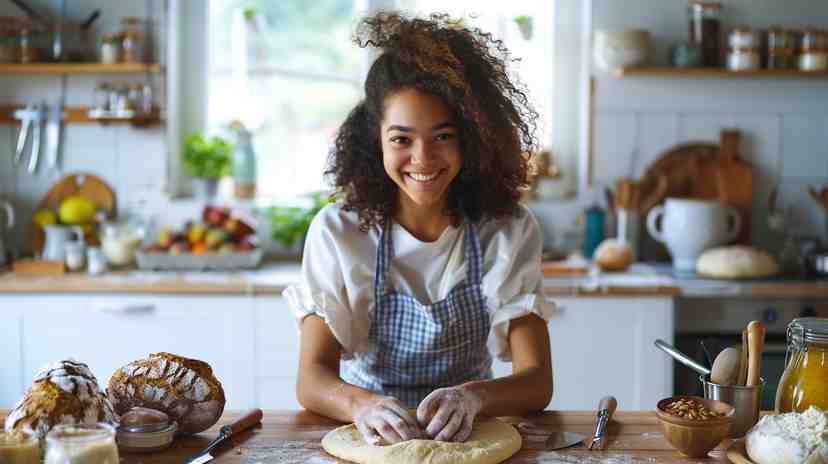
[655,395,735,458]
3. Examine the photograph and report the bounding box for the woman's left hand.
[416,386,482,442]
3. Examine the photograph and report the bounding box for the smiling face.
[380,88,461,218]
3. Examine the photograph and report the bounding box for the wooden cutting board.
[726,439,755,464]
[29,173,117,255]
[640,129,754,244]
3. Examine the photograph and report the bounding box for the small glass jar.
[775,317,828,413]
[0,430,40,464]
[86,246,107,275]
[64,241,86,271]
[766,26,796,69]
[799,28,828,71]
[120,17,144,63]
[18,27,39,63]
[728,26,758,50]
[99,32,120,64]
[44,423,119,464]
[727,47,760,71]
[687,0,722,67]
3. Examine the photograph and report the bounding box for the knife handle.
[222,408,263,437]
[597,396,617,421]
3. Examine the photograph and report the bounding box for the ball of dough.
[696,245,779,279]
[746,406,828,464]
[594,239,634,272]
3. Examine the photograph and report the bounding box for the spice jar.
[799,28,828,71]
[728,26,757,50]
[99,32,120,64]
[727,47,760,71]
[775,317,828,413]
[120,17,144,63]
[0,430,40,464]
[18,27,39,63]
[44,423,119,464]
[87,246,107,275]
[767,26,796,69]
[687,0,722,67]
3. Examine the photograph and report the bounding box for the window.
[206,0,557,200]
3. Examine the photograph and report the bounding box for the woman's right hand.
[354,396,423,445]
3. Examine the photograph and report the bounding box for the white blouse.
[282,203,554,361]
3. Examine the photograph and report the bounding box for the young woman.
[284,11,553,445]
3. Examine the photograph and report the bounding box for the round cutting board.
[726,439,755,464]
[29,173,116,255]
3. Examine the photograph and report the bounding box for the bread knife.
[184,409,263,464]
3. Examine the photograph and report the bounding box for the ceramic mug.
[42,224,85,262]
[646,198,741,272]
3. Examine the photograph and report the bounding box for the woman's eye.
[390,136,410,145]
[435,133,455,142]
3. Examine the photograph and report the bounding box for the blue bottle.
[232,123,257,199]
[583,205,606,259]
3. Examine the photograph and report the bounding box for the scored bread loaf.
[4,359,117,439]
[107,352,225,434]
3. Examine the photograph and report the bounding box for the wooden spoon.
[737,328,749,386]
[710,347,741,386]
[746,321,766,386]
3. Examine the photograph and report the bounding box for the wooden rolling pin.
[746,321,766,387]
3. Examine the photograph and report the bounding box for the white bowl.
[594,29,651,71]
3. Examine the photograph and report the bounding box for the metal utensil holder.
[700,375,764,438]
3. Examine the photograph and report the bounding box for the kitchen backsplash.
[1,0,827,258]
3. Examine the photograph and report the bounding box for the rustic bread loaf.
[696,245,779,279]
[4,359,118,439]
[107,352,225,434]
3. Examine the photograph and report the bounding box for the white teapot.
[646,198,741,272]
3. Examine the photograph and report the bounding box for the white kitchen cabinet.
[543,296,673,411]
[0,305,23,408]
[0,295,256,410]
[253,296,301,409]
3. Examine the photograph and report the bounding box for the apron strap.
[374,220,392,299]
[465,221,483,285]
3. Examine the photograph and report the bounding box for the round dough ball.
[696,246,779,279]
[746,406,828,464]
[322,417,522,464]
[594,239,633,272]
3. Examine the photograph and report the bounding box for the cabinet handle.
[97,304,156,314]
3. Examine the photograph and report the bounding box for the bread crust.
[107,352,226,434]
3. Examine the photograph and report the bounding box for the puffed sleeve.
[480,206,555,361]
[282,205,357,353]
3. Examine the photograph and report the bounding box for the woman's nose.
[411,140,434,164]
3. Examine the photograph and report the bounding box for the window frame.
[167,0,589,199]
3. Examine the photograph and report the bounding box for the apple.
[203,206,231,227]
[224,217,255,240]
[236,234,258,252]
[205,228,228,249]
[187,223,207,244]
[157,226,174,249]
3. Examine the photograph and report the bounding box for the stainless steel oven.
[674,298,827,410]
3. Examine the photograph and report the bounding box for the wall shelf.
[0,105,161,126]
[0,63,163,75]
[612,67,828,79]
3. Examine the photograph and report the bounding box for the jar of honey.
[775,318,828,413]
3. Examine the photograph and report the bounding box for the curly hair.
[326,11,538,230]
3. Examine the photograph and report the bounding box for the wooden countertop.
[1,261,827,298]
[0,409,738,463]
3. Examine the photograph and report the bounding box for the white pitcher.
[646,198,741,272]
[42,224,85,262]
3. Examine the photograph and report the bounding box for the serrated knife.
[184,408,263,464]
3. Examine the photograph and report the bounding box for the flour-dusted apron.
[341,220,493,407]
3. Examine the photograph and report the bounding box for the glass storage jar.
[44,423,119,464]
[766,26,795,69]
[688,0,722,67]
[727,47,760,71]
[99,32,120,64]
[798,28,828,71]
[120,17,144,63]
[0,430,40,464]
[775,317,828,413]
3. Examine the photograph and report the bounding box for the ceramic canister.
[646,198,741,272]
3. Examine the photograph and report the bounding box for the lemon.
[33,209,57,227]
[58,195,97,225]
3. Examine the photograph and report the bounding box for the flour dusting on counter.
[241,441,336,464]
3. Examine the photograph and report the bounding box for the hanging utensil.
[27,102,44,174]
[13,104,35,166]
[585,396,617,450]
[45,101,62,170]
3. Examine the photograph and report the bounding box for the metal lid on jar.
[119,407,171,433]
[788,317,828,346]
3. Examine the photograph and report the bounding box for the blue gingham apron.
[341,220,493,407]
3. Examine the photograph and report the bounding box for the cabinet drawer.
[20,295,253,408]
[254,297,301,378]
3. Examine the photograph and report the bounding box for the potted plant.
[258,193,330,258]
[514,15,533,41]
[183,133,233,199]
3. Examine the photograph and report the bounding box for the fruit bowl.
[135,248,263,270]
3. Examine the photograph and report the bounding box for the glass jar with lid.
[687,0,722,67]
[766,26,795,69]
[120,17,144,63]
[775,317,828,413]
[44,423,119,464]
[99,32,120,64]
[799,28,828,71]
